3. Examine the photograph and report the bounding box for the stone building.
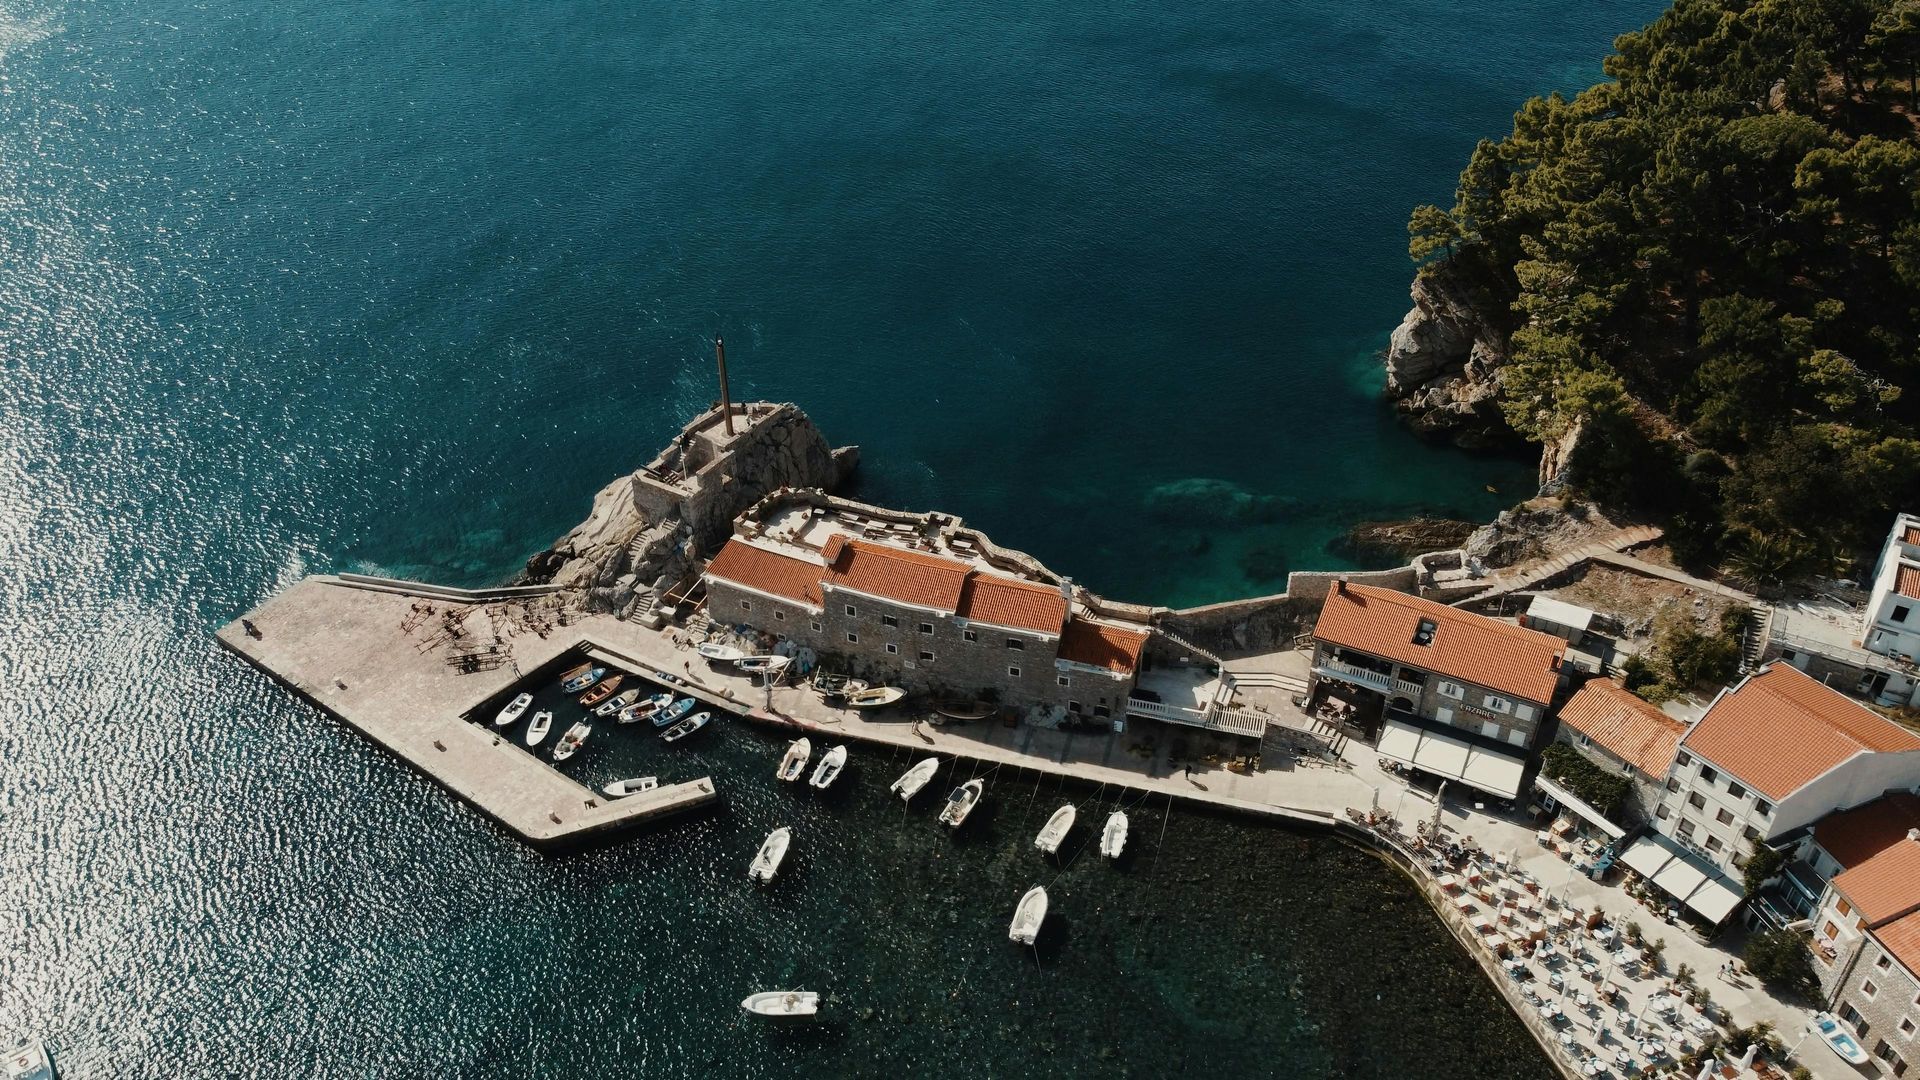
[1810,794,1920,1077]
[1859,512,1920,706]
[1549,679,1685,826]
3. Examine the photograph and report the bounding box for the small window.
[1755,800,1773,817]
[1006,638,1024,651]
[1514,703,1537,722]
[1484,694,1513,714]
[1505,728,1525,746]
[1841,898,1855,916]
[885,643,898,655]
[773,610,786,622]
[1093,704,1111,718]
[1438,681,1464,700]
[882,615,898,628]
[1716,808,1734,826]
[1688,792,1706,811]
[1879,954,1895,972]
[1008,665,1021,678]
[1900,1017,1915,1039]
[1706,835,1724,853]
[1677,820,1696,838]
[1666,777,1681,793]
[1728,781,1746,799]
[1677,751,1693,768]
[919,622,934,635]
[1577,733,1592,748]
[847,632,859,644]
[918,650,934,662]
[1057,676,1071,687]
[1744,825,1761,842]
[1068,700,1083,713]
[845,605,857,617]
[1700,766,1719,784]
[1866,980,1880,999]
[810,620,822,632]
[1827,921,1841,939]
[963,629,978,642]
[1656,805,1672,820]
[740,600,752,611]
[1897,605,1913,624]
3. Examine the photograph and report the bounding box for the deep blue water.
[0,0,1658,1074]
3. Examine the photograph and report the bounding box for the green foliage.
[1743,844,1788,895]
[1540,742,1633,813]
[1744,929,1821,997]
[1410,0,1920,558]
[1642,607,1744,694]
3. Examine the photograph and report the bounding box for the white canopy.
[1375,714,1528,800]
[1620,832,1746,924]
[1533,774,1627,840]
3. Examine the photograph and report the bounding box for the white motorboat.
[735,654,791,675]
[552,720,592,761]
[740,990,819,1022]
[602,776,660,798]
[846,686,905,709]
[776,738,812,782]
[1008,885,1049,945]
[1101,811,1129,859]
[809,744,848,790]
[696,642,745,663]
[594,687,641,717]
[661,712,710,743]
[525,710,553,747]
[5,1036,53,1080]
[1813,1012,1870,1065]
[1035,804,1077,855]
[939,778,984,827]
[652,697,697,729]
[493,692,533,727]
[749,827,792,885]
[618,692,675,725]
[890,757,939,803]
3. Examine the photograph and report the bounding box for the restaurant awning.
[1375,713,1528,800]
[1533,774,1627,840]
[1619,832,1746,924]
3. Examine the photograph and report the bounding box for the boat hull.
[740,991,819,1021]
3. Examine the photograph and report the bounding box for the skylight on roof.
[1412,618,1437,647]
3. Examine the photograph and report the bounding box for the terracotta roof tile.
[705,540,823,608]
[1681,665,1920,801]
[1899,564,1920,601]
[956,575,1066,635]
[1558,681,1686,778]
[1312,583,1566,704]
[1903,525,1920,546]
[1058,619,1148,673]
[1815,793,1920,871]
[824,539,970,612]
[1873,909,1920,978]
[1833,840,1920,925]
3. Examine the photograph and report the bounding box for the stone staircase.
[1740,603,1773,673]
[1224,668,1309,696]
[1152,626,1225,667]
[1451,525,1664,608]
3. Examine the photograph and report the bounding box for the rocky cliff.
[1383,271,1514,449]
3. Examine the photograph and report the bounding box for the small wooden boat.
[1009,885,1048,945]
[552,720,591,761]
[890,757,939,803]
[560,665,605,694]
[776,738,812,782]
[809,744,848,790]
[1101,811,1129,859]
[934,700,994,721]
[594,687,641,717]
[652,697,697,728]
[810,671,866,697]
[696,641,746,663]
[1814,1012,1870,1065]
[5,1035,54,1080]
[578,674,626,707]
[939,778,984,827]
[556,661,592,684]
[661,712,710,743]
[740,990,818,1022]
[749,827,792,885]
[618,692,675,725]
[1035,804,1076,855]
[846,686,905,710]
[525,710,554,747]
[493,692,533,727]
[602,776,659,798]
[735,654,791,675]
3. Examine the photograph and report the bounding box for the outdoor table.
[1537,1002,1559,1020]
[1582,1058,1602,1076]
[1549,972,1565,991]
[1615,1049,1633,1067]
[1580,962,1599,978]
[1640,1041,1666,1058]
[1559,1031,1577,1048]
[1575,991,1592,1009]
[1595,926,1617,945]
[1536,829,1553,845]
[1688,1017,1713,1034]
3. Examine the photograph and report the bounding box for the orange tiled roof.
[1815,793,1920,871]
[1057,619,1148,673]
[1872,909,1920,980]
[1681,664,1920,801]
[1898,564,1920,601]
[705,540,823,608]
[1903,525,1920,546]
[823,539,970,612]
[957,575,1067,635]
[1558,681,1686,778]
[1834,840,1920,925]
[1312,583,1566,703]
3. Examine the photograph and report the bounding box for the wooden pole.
[716,336,734,435]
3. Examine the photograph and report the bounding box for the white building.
[1861,512,1920,706]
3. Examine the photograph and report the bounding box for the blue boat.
[661,711,710,743]
[560,666,606,694]
[652,697,697,728]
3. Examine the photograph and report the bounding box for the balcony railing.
[1125,697,1266,738]
[1315,657,1424,700]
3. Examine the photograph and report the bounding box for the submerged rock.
[1332,518,1480,564]
[1142,478,1289,526]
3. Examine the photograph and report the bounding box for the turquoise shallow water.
[0,0,1656,1074]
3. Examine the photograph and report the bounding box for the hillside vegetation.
[1410,0,1920,578]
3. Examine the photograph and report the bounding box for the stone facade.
[1820,925,1920,1077]
[1309,640,1550,750]
[1549,727,1666,825]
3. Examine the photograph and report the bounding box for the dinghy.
[776,738,812,782]
[1101,811,1129,859]
[525,710,553,747]
[651,697,697,728]
[556,661,592,685]
[934,700,994,721]
[602,776,659,798]
[578,674,625,707]
[552,720,591,761]
[939,778,984,827]
[846,686,905,709]
[740,991,819,1022]
[618,692,675,725]
[493,692,533,727]
[560,666,605,694]
[809,745,848,790]
[810,672,866,697]
[1814,1012,1870,1065]
[890,757,939,803]
[661,711,710,743]
[749,827,792,885]
[696,641,745,663]
[1008,885,1048,945]
[594,687,641,717]
[1035,804,1077,855]
[735,654,791,675]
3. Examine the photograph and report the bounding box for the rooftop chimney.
[1908,828,1920,843]
[1336,576,1348,594]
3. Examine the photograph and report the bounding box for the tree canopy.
[1410,0,1920,562]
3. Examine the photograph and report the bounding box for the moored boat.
[652,697,697,729]
[4,1036,54,1080]
[934,700,994,721]
[1009,885,1048,945]
[810,671,866,697]
[661,711,710,743]
[552,720,592,760]
[493,692,533,727]
[735,654,790,675]
[1813,1012,1870,1065]
[594,687,641,717]
[556,661,592,684]
[578,674,625,707]
[749,826,792,885]
[560,665,606,694]
[740,990,819,1022]
[696,641,746,663]
[602,776,660,798]
[846,686,905,710]
[890,757,939,803]
[1035,804,1077,855]
[939,778,984,827]
[525,710,554,747]
[1101,811,1129,859]
[776,738,812,782]
[809,744,848,790]
[618,692,675,725]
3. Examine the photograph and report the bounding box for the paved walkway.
[1455,525,1665,607]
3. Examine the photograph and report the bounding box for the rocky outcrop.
[1462,499,1619,572]
[1333,517,1482,564]
[1384,272,1516,448]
